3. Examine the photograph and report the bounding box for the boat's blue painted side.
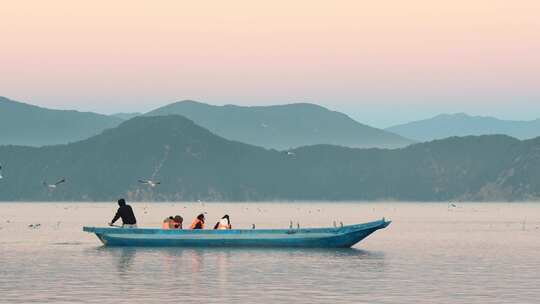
[83,219,391,248]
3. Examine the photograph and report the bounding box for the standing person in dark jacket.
[109,198,137,228]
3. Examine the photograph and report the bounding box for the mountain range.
[111,112,141,120]
[387,113,540,142]
[5,95,540,149]
[145,100,413,149]
[0,96,123,146]
[0,115,538,202]
[0,97,412,149]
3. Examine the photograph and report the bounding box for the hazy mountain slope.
[0,115,538,202]
[111,112,141,120]
[387,113,540,142]
[146,100,414,149]
[0,96,123,146]
[0,115,284,201]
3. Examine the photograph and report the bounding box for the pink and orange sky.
[1,1,539,127]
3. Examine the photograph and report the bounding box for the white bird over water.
[138,179,161,187]
[43,178,66,189]
[0,164,3,179]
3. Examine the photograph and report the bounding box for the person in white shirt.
[213,215,231,230]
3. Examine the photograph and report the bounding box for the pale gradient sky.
[1,0,539,127]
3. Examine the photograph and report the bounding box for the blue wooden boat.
[83,218,391,248]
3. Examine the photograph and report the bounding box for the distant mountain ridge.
[0,115,539,201]
[387,113,540,142]
[0,96,413,149]
[4,95,540,148]
[0,96,123,146]
[146,100,414,149]
[111,112,141,120]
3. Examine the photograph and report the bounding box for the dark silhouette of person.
[109,198,137,228]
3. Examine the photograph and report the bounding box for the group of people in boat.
[108,198,232,230]
[161,213,231,230]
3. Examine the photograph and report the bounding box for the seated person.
[109,199,137,228]
[173,215,183,229]
[213,214,232,230]
[162,216,174,229]
[190,214,205,229]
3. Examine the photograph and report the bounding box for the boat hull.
[83,219,390,248]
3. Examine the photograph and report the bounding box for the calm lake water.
[1,202,539,304]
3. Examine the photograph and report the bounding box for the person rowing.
[109,198,137,228]
[190,214,205,229]
[213,215,232,230]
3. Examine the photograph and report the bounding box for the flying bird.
[138,179,161,187]
[43,178,66,189]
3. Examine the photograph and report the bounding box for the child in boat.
[213,215,232,230]
[162,216,174,229]
[190,214,205,229]
[173,215,183,229]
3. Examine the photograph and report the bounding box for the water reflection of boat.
[83,219,390,248]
